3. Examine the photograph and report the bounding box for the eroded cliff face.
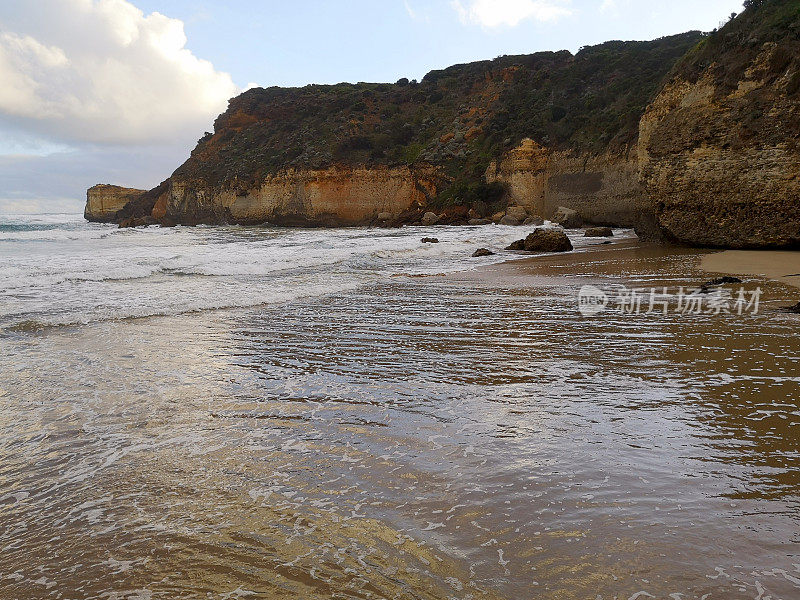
[154,165,441,227]
[485,139,648,228]
[639,39,800,248]
[86,33,703,229]
[84,184,146,222]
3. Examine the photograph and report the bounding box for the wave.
[1,278,367,333]
[0,215,638,334]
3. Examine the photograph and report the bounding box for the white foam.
[0,214,637,329]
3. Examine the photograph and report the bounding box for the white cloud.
[451,0,572,28]
[599,0,616,12]
[0,0,239,146]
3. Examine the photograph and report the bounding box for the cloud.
[0,0,238,146]
[451,0,572,28]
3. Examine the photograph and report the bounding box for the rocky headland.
[86,0,800,250]
[84,184,148,223]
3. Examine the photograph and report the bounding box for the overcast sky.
[0,0,745,213]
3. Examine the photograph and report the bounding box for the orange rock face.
[639,42,800,248]
[160,165,442,226]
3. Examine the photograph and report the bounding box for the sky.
[0,0,745,213]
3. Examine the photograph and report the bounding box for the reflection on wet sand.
[1,241,799,599]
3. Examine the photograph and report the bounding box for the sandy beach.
[701,250,800,290]
[458,239,796,293]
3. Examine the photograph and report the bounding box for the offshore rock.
[85,185,146,223]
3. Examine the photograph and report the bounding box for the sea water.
[1,214,798,599]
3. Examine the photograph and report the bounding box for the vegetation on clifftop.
[666,0,800,150]
[675,0,800,89]
[173,31,703,207]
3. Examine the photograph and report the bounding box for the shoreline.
[448,237,800,304]
[701,250,800,291]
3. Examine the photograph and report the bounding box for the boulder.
[505,206,528,222]
[523,216,545,226]
[552,206,583,229]
[468,218,492,226]
[781,302,800,314]
[472,248,495,257]
[421,212,440,226]
[584,227,614,238]
[377,212,394,221]
[119,216,157,229]
[500,215,524,226]
[705,276,743,286]
[422,237,439,244]
[506,228,574,253]
[491,211,506,223]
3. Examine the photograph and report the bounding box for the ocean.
[1,214,799,599]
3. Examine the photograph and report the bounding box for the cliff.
[639,0,800,248]
[163,165,441,227]
[485,138,648,228]
[92,32,701,228]
[84,184,147,222]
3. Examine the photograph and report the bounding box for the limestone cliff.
[88,32,701,228]
[639,0,800,248]
[160,165,441,227]
[84,184,147,222]
[485,139,647,228]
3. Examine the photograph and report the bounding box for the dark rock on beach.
[472,248,495,257]
[782,302,800,314]
[506,228,574,253]
[422,237,440,244]
[585,227,614,237]
[699,276,744,294]
[706,276,743,286]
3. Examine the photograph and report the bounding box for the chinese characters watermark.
[578,285,762,317]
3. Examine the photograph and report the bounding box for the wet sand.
[2,234,799,599]
[458,239,800,305]
[702,249,800,290]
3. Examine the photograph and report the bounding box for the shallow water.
[1,216,799,599]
